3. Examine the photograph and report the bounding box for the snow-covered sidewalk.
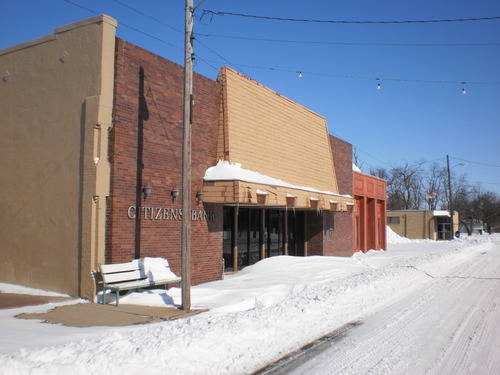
[0,234,496,375]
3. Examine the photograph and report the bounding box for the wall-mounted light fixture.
[196,191,204,202]
[59,51,69,64]
[142,184,152,200]
[171,187,179,201]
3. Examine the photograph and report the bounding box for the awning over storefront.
[203,160,353,210]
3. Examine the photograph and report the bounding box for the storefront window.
[223,207,233,272]
[223,207,307,272]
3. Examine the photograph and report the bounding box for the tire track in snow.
[288,240,500,375]
[428,244,500,375]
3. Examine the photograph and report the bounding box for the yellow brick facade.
[217,67,339,195]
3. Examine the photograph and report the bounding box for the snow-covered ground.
[0,233,498,375]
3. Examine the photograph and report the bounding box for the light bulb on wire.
[298,71,303,78]
[376,78,382,90]
[461,82,467,94]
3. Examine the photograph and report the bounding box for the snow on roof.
[204,160,352,198]
[352,163,362,173]
[256,189,268,195]
[433,210,451,217]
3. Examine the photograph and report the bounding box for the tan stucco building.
[0,16,116,297]
[387,210,460,240]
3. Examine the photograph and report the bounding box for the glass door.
[268,209,283,257]
[287,210,304,256]
[223,207,233,272]
[238,208,249,268]
[437,217,451,240]
[248,209,261,265]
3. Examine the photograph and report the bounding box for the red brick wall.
[323,212,353,257]
[330,136,353,196]
[107,39,222,285]
[328,135,354,256]
[306,211,323,256]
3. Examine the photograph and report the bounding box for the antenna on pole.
[181,0,194,312]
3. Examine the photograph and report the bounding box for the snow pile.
[0,283,69,297]
[0,236,496,375]
[386,225,412,244]
[204,160,352,198]
[141,257,178,282]
[352,163,362,173]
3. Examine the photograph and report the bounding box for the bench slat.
[102,270,145,283]
[106,277,181,291]
[100,261,140,274]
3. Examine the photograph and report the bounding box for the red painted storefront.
[353,172,387,252]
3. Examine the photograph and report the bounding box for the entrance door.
[267,209,283,257]
[437,217,452,240]
[288,210,304,256]
[237,208,262,269]
[223,207,233,272]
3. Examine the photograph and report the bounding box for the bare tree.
[370,158,499,233]
[352,147,364,172]
[424,163,445,210]
[387,162,424,210]
[441,172,469,211]
[369,167,390,181]
[471,191,500,233]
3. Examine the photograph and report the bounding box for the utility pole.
[446,154,454,240]
[181,0,194,312]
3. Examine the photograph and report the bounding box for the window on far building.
[387,216,400,224]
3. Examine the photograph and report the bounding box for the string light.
[62,0,500,93]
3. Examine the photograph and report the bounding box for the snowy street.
[0,234,499,374]
[288,236,500,374]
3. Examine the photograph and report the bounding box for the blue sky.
[1,0,499,193]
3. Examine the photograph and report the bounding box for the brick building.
[1,15,384,299]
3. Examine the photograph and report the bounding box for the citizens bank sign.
[127,206,215,222]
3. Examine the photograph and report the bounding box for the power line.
[200,59,500,86]
[475,181,500,185]
[61,0,221,72]
[60,0,500,87]
[451,156,500,168]
[110,0,181,33]
[197,33,500,48]
[201,9,500,25]
[108,0,244,73]
[330,131,394,168]
[62,0,179,48]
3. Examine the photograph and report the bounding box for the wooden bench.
[97,260,181,306]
